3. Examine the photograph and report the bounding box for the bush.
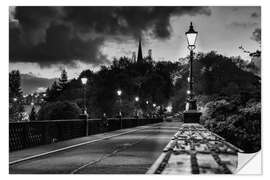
[201,99,261,153]
[37,101,81,120]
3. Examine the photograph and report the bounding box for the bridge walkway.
[10,121,180,174]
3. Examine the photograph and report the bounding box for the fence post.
[42,122,50,144]
[80,114,88,136]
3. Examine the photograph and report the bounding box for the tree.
[9,70,25,122]
[29,106,37,121]
[37,101,81,120]
[58,69,68,91]
[45,81,60,102]
[9,70,23,99]
[200,98,260,153]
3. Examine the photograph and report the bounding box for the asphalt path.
[9,121,180,174]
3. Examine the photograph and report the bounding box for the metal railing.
[9,117,163,152]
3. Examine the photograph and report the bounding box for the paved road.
[9,121,180,174]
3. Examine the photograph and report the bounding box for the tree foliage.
[29,106,37,121]
[58,69,68,91]
[201,96,260,153]
[37,101,81,120]
[9,70,25,122]
[44,57,180,117]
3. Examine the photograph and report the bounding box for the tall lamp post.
[135,96,139,117]
[81,77,88,115]
[145,100,149,117]
[152,103,156,117]
[117,89,123,128]
[183,22,201,123]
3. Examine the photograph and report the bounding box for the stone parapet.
[147,123,243,174]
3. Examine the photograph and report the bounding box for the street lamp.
[117,89,122,96]
[153,103,156,108]
[116,89,122,117]
[117,89,123,128]
[186,22,198,51]
[135,96,139,117]
[145,100,150,117]
[185,22,198,111]
[81,77,88,115]
[81,77,88,85]
[183,22,202,123]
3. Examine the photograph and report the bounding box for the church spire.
[137,38,143,63]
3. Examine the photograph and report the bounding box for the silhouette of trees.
[201,96,260,153]
[58,69,68,91]
[42,57,179,118]
[37,101,81,120]
[45,81,60,102]
[9,70,25,122]
[29,106,37,121]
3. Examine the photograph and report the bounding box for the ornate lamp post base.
[183,99,201,123]
[183,110,201,123]
[79,113,89,136]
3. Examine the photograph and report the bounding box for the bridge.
[9,117,242,174]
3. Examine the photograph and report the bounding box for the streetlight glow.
[135,96,139,102]
[153,103,156,108]
[185,22,198,50]
[81,77,88,85]
[13,98,17,102]
[117,89,122,96]
[187,90,191,95]
[166,105,172,113]
[146,100,149,105]
[81,77,88,115]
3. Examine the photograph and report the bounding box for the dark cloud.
[251,28,261,44]
[10,23,108,67]
[62,7,211,39]
[10,6,211,67]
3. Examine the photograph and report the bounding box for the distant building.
[135,39,153,63]
[137,39,143,63]
[132,51,136,63]
[148,49,152,59]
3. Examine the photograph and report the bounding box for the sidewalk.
[10,123,162,164]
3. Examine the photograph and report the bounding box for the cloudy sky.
[9,6,261,79]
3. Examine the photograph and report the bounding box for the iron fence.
[9,117,162,152]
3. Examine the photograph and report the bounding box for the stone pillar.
[183,110,201,123]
